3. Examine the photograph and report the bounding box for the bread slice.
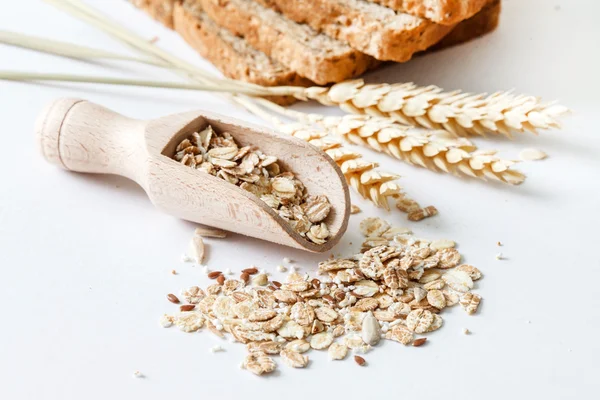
[430,0,500,49]
[198,0,379,85]
[366,0,489,25]
[252,0,456,62]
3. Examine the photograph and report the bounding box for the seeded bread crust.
[366,0,489,25]
[253,0,456,62]
[198,0,379,85]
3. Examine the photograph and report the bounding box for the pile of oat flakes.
[160,217,482,375]
[173,125,332,244]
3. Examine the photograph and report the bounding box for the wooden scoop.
[35,98,350,252]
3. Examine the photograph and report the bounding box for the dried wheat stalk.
[298,80,569,138]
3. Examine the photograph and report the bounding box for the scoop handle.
[35,98,145,181]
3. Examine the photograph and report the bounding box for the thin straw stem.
[0,71,271,96]
[0,30,169,67]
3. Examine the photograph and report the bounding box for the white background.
[1,0,599,399]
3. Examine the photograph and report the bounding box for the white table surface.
[1,0,599,399]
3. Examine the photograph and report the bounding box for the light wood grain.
[35,98,350,252]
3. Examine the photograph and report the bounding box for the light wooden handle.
[35,98,145,181]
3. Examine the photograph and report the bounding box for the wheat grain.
[300,80,570,138]
[321,115,526,184]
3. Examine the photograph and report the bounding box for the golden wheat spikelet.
[319,115,525,185]
[301,80,569,138]
[276,123,403,210]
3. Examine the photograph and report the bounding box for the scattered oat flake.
[495,253,503,260]
[442,270,473,293]
[406,309,434,333]
[460,292,481,315]
[310,332,334,350]
[285,339,311,353]
[133,370,143,378]
[281,349,309,368]
[244,352,277,375]
[174,312,205,332]
[328,342,348,360]
[427,289,446,309]
[519,148,547,161]
[194,226,227,238]
[359,217,390,237]
[350,204,361,214]
[463,328,471,335]
[456,264,483,281]
[395,196,420,213]
[408,206,438,222]
[430,239,455,251]
[387,325,413,345]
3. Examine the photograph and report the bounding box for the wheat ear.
[299,80,569,138]
[255,99,525,184]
